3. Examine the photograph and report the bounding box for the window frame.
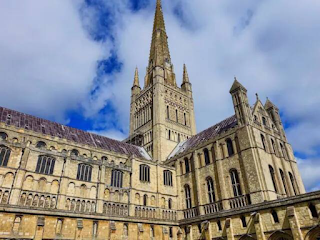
[230,169,242,197]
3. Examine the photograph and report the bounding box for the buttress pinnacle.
[133,67,140,88]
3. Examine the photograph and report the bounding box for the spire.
[148,0,171,67]
[132,67,140,88]
[183,64,190,83]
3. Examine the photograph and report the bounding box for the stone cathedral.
[0,1,319,240]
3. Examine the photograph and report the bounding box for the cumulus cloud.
[0,0,107,123]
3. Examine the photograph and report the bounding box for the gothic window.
[262,117,267,126]
[226,138,234,156]
[0,132,8,140]
[111,170,123,188]
[143,194,148,206]
[269,165,278,193]
[309,203,318,218]
[240,215,247,227]
[261,134,267,151]
[217,220,222,231]
[167,106,169,119]
[184,158,190,173]
[176,109,178,122]
[178,133,181,142]
[271,210,279,223]
[77,164,92,182]
[230,169,242,197]
[184,113,187,125]
[271,139,277,154]
[204,148,210,165]
[71,149,79,157]
[280,143,287,159]
[35,155,55,175]
[279,169,288,195]
[254,115,258,122]
[288,172,297,195]
[168,198,172,209]
[163,170,173,186]
[185,185,192,209]
[206,177,216,203]
[139,164,150,182]
[168,130,171,140]
[169,227,173,238]
[36,141,46,149]
[0,145,11,167]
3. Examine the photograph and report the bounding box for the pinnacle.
[183,64,190,83]
[229,77,247,93]
[133,67,140,88]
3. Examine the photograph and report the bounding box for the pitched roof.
[229,79,246,93]
[168,115,238,159]
[0,106,150,160]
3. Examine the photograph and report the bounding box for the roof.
[0,106,150,160]
[229,79,247,93]
[168,115,238,159]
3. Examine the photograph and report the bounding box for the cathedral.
[0,0,319,239]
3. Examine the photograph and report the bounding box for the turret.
[181,64,192,94]
[230,77,252,126]
[265,98,286,139]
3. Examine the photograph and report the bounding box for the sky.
[0,0,319,191]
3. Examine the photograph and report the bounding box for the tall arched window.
[176,109,178,122]
[279,169,288,195]
[35,155,55,175]
[77,164,92,182]
[206,177,216,203]
[230,169,242,197]
[261,134,267,151]
[280,143,287,159]
[184,158,190,173]
[262,117,267,126]
[203,148,210,165]
[168,130,171,140]
[139,164,150,182]
[271,210,279,223]
[184,113,187,125]
[163,170,173,186]
[226,139,234,157]
[168,198,172,209]
[240,215,247,228]
[167,106,169,119]
[269,165,278,193]
[0,132,8,140]
[143,194,148,206]
[288,172,297,195]
[271,139,277,154]
[0,145,11,167]
[111,170,123,188]
[185,185,192,209]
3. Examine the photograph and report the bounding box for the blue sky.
[0,0,320,191]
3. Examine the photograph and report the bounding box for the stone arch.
[104,188,110,200]
[80,184,87,198]
[114,190,120,202]
[268,231,293,240]
[38,177,47,192]
[305,225,320,240]
[151,195,156,206]
[67,182,75,195]
[122,191,129,203]
[90,186,97,198]
[0,174,4,186]
[51,180,59,194]
[135,193,140,205]
[2,172,14,188]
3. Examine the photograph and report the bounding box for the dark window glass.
[230,169,242,196]
[272,210,279,223]
[0,132,8,140]
[279,169,288,195]
[269,165,278,193]
[36,141,46,149]
[139,164,150,182]
[204,148,210,165]
[77,164,92,181]
[261,134,267,151]
[185,185,192,209]
[240,215,247,227]
[289,172,297,195]
[309,203,318,218]
[184,158,190,173]
[226,139,234,156]
[206,177,216,203]
[0,145,11,167]
[163,170,173,186]
[111,170,123,188]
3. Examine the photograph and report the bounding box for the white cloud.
[0,0,108,123]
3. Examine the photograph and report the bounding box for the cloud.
[0,0,107,123]
[297,158,320,191]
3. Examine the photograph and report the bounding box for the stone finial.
[183,64,190,83]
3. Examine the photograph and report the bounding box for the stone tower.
[127,0,196,161]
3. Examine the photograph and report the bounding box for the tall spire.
[183,64,190,83]
[132,67,140,88]
[148,0,171,67]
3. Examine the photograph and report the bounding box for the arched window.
[254,115,258,122]
[271,210,279,223]
[36,141,46,149]
[226,139,234,156]
[139,164,150,182]
[309,203,318,218]
[71,149,79,157]
[261,134,267,151]
[168,130,171,140]
[168,198,172,209]
[35,155,55,175]
[0,145,11,167]
[143,194,148,206]
[240,215,247,227]
[230,169,242,197]
[184,113,187,125]
[280,143,287,159]
[203,148,210,165]
[178,133,181,142]
[288,172,297,195]
[185,185,192,209]
[217,220,222,231]
[167,106,169,119]
[271,139,277,154]
[0,132,8,140]
[77,164,92,182]
[176,109,178,122]
[111,170,123,188]
[279,169,288,195]
[206,177,216,203]
[262,117,267,126]
[184,158,190,173]
[169,227,173,238]
[163,170,173,186]
[269,165,278,193]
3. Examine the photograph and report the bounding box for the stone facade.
[0,0,319,239]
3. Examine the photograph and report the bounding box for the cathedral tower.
[127,0,196,161]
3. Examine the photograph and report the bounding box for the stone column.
[97,165,106,213]
[216,141,229,210]
[194,151,205,215]
[253,213,266,240]
[287,206,303,240]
